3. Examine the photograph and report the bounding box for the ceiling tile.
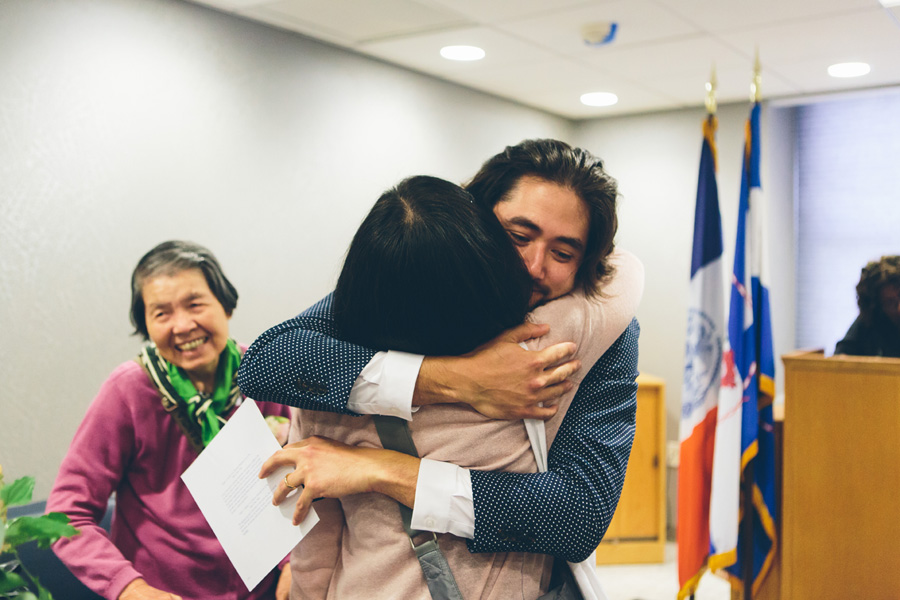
[495,0,701,57]
[423,0,594,25]
[723,9,900,77]
[582,34,751,81]
[774,56,900,96]
[524,82,678,119]
[453,59,623,97]
[654,0,878,32]
[360,26,557,75]
[191,0,271,9]
[243,0,471,44]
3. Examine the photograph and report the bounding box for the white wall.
[576,103,797,445]
[0,0,573,497]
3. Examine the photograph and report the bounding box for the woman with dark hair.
[835,255,900,357]
[261,177,643,598]
[332,175,532,357]
[47,241,293,600]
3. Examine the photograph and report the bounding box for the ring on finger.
[284,474,299,490]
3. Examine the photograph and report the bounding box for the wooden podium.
[781,350,900,600]
[596,374,666,564]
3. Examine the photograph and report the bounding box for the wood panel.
[781,351,900,600]
[596,374,666,564]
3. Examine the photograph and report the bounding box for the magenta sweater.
[46,359,291,600]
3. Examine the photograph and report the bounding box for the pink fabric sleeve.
[46,369,144,600]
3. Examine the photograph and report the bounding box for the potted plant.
[0,465,78,600]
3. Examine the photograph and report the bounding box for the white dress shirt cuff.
[346,351,423,420]
[411,458,475,539]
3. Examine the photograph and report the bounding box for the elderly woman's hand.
[119,578,181,600]
[259,436,419,525]
[275,564,292,600]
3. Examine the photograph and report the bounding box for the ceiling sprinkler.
[582,22,618,47]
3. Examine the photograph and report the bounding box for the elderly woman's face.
[142,268,231,381]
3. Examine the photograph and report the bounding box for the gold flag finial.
[705,63,718,114]
[751,48,762,103]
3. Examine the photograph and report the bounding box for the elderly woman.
[835,255,900,357]
[260,177,642,598]
[47,241,292,600]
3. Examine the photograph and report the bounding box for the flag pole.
[691,69,717,600]
[740,51,762,600]
[706,63,718,116]
[750,49,762,104]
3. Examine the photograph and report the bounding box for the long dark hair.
[333,176,531,356]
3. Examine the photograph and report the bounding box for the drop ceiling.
[189,0,900,119]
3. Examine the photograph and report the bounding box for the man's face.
[492,175,589,307]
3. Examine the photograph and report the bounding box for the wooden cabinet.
[780,351,900,600]
[596,373,667,564]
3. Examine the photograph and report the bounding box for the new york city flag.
[677,114,725,600]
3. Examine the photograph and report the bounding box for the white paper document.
[182,399,318,591]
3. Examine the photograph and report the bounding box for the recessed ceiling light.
[580,92,618,107]
[878,0,900,7]
[440,45,485,61]
[827,62,871,78]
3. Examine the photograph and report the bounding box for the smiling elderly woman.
[46,241,292,600]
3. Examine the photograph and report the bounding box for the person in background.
[47,241,292,600]
[835,255,900,358]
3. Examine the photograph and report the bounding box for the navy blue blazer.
[237,294,639,562]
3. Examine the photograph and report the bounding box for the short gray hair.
[130,240,238,339]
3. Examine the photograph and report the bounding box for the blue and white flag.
[708,102,778,596]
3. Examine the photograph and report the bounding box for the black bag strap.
[373,415,464,600]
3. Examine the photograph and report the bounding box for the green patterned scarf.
[140,339,243,447]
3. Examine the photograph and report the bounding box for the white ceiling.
[189,0,900,119]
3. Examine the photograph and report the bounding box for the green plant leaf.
[31,578,54,600]
[42,513,71,525]
[4,515,78,550]
[0,567,28,592]
[0,477,34,508]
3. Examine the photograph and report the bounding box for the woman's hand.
[275,564,292,600]
[119,578,181,600]
[259,436,419,525]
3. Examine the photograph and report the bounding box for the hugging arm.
[238,250,643,418]
[467,319,639,562]
[237,296,376,414]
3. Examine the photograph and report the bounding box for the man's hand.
[260,436,419,525]
[119,578,181,600]
[413,322,580,419]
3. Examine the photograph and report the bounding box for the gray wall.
[1,0,798,524]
